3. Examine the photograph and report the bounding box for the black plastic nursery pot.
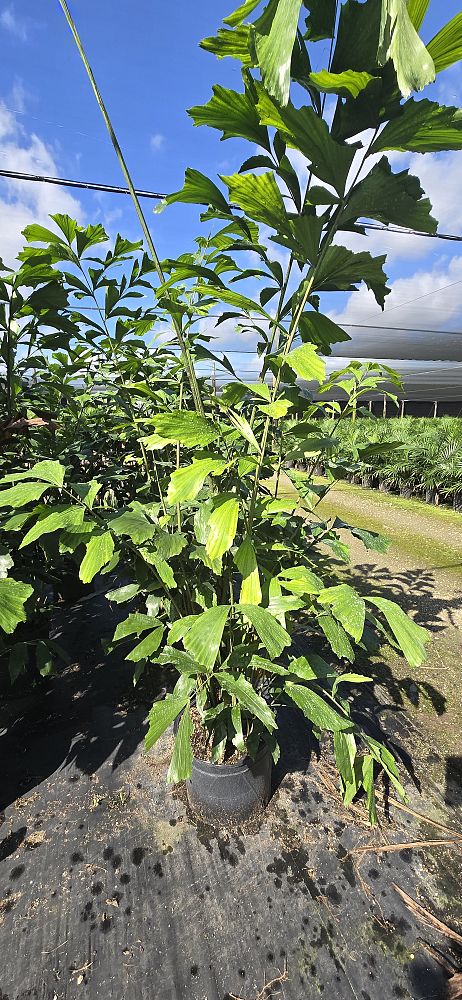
[186,743,273,825]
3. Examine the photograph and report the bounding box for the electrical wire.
[2,165,462,245]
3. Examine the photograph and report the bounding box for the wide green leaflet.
[200,25,254,66]
[206,496,240,560]
[407,0,430,31]
[19,507,84,549]
[378,0,435,97]
[110,509,157,545]
[427,13,462,74]
[318,584,366,643]
[214,671,277,730]
[153,411,219,447]
[256,86,356,193]
[224,0,261,28]
[79,532,115,583]
[371,99,462,154]
[304,0,336,41]
[285,682,353,731]
[167,458,227,506]
[0,578,33,634]
[183,605,231,669]
[341,158,437,233]
[238,603,291,658]
[113,613,159,642]
[318,612,355,662]
[309,69,377,98]
[145,694,190,751]
[126,626,164,663]
[312,246,390,309]
[0,483,49,508]
[298,313,350,353]
[234,535,262,605]
[221,172,288,232]
[254,0,303,106]
[17,459,66,488]
[167,704,194,783]
[160,168,230,213]
[285,344,326,382]
[189,85,271,150]
[367,596,428,666]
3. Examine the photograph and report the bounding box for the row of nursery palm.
[2,0,462,822]
[308,417,462,508]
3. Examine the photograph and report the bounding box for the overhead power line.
[0,168,166,201]
[2,166,462,244]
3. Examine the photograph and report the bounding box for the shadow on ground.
[1,597,462,999]
[0,592,166,813]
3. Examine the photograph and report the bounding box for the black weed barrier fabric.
[1,594,461,1000]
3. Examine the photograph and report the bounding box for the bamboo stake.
[57,0,204,415]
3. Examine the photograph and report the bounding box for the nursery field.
[3,0,462,997]
[1,485,462,1000]
[311,417,462,509]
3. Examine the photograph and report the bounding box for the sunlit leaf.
[239,603,291,658]
[254,0,303,106]
[367,596,428,666]
[285,682,353,731]
[159,168,230,213]
[407,0,430,31]
[183,605,231,669]
[0,483,49,508]
[221,172,288,232]
[0,578,33,634]
[206,496,239,561]
[309,69,377,98]
[167,458,228,506]
[318,584,365,643]
[224,0,261,27]
[256,85,356,193]
[20,507,84,548]
[215,671,277,730]
[154,411,219,447]
[371,99,462,154]
[200,25,255,66]
[145,693,190,751]
[234,535,262,605]
[318,612,355,661]
[427,12,462,73]
[79,532,114,583]
[285,343,325,382]
[167,704,193,783]
[189,85,270,149]
[378,0,435,98]
[126,626,164,662]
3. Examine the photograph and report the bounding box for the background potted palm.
[2,0,462,823]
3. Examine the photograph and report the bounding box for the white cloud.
[328,254,462,361]
[0,101,83,264]
[150,133,165,152]
[0,5,27,40]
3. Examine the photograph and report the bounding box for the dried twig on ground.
[379,795,462,839]
[393,884,462,947]
[228,961,288,1000]
[448,973,462,1000]
[352,837,462,855]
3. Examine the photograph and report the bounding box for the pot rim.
[190,740,271,775]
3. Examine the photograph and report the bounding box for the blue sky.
[0,0,462,389]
